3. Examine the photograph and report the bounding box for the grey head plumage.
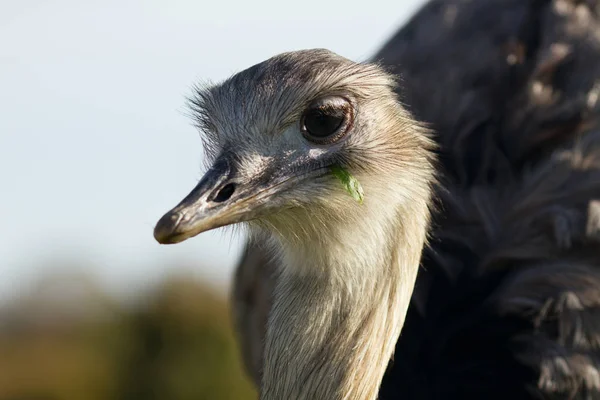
[154,48,435,248]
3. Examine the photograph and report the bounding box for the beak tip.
[154,211,183,245]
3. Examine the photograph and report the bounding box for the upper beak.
[156,149,315,244]
[154,150,332,245]
[154,154,254,244]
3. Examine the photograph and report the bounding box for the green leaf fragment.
[329,165,364,204]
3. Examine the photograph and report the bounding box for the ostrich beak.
[154,154,257,244]
[154,152,305,245]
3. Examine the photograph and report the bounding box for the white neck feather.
[259,184,430,400]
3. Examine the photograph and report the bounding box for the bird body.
[155,0,600,398]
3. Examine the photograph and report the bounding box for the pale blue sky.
[0,0,423,302]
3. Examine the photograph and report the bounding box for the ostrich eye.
[303,109,344,137]
[300,96,353,144]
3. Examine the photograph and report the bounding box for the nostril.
[213,183,236,203]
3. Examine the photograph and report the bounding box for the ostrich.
[155,0,600,398]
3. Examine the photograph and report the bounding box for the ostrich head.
[154,49,435,399]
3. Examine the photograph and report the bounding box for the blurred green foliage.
[0,273,256,400]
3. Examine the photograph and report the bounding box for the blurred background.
[0,0,423,398]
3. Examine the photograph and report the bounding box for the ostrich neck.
[259,202,428,400]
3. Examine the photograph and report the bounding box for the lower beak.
[154,154,281,245]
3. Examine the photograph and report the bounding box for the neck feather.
[259,194,430,400]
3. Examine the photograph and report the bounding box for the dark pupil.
[304,108,344,138]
